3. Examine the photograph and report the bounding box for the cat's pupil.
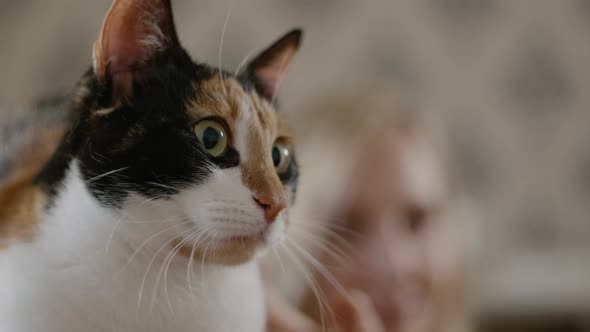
[203,127,219,150]
[272,147,281,167]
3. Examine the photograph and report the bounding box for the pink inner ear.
[255,66,284,99]
[93,0,172,81]
[254,50,297,98]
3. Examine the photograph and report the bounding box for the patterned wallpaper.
[1,0,589,317]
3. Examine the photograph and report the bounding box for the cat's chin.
[175,232,268,266]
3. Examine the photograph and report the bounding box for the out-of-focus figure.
[264,87,469,332]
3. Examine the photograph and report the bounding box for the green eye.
[272,143,292,174]
[194,119,228,157]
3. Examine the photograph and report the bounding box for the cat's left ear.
[93,0,180,101]
[244,29,303,100]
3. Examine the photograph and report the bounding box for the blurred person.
[264,87,468,332]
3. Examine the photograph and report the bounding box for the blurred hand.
[267,287,386,332]
[266,286,318,332]
[329,289,386,332]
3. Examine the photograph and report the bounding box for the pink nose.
[253,193,287,223]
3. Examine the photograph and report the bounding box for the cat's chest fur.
[0,164,265,332]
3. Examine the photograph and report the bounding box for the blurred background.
[1,1,590,331]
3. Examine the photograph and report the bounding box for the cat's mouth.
[175,229,270,265]
[226,231,268,243]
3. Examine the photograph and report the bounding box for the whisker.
[281,242,330,331]
[272,247,286,274]
[139,194,175,206]
[291,221,358,252]
[187,225,212,289]
[146,181,181,192]
[289,226,350,265]
[200,231,216,282]
[291,214,364,237]
[286,237,353,305]
[120,220,192,276]
[291,218,365,247]
[85,166,128,183]
[107,214,190,254]
[118,215,188,225]
[205,232,220,272]
[138,226,196,310]
[210,231,221,258]
[218,3,234,97]
[154,227,202,314]
[321,224,364,240]
[233,48,256,76]
[106,216,124,254]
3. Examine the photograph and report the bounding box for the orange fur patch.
[188,76,293,201]
[0,123,64,247]
[0,180,45,248]
[176,236,260,265]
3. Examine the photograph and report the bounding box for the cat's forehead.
[187,75,292,140]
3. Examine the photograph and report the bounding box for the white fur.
[235,100,253,163]
[0,161,286,331]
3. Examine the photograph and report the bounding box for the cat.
[0,0,302,331]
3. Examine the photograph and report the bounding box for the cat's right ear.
[93,0,179,103]
[244,29,303,101]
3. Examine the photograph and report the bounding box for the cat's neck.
[13,160,266,331]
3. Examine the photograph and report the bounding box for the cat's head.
[64,0,301,264]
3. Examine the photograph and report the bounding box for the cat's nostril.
[252,194,286,224]
[253,196,269,209]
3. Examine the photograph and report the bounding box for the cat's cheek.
[176,167,267,231]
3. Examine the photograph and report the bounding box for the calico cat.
[0,0,301,331]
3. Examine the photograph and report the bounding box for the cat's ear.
[245,29,303,100]
[93,0,179,100]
